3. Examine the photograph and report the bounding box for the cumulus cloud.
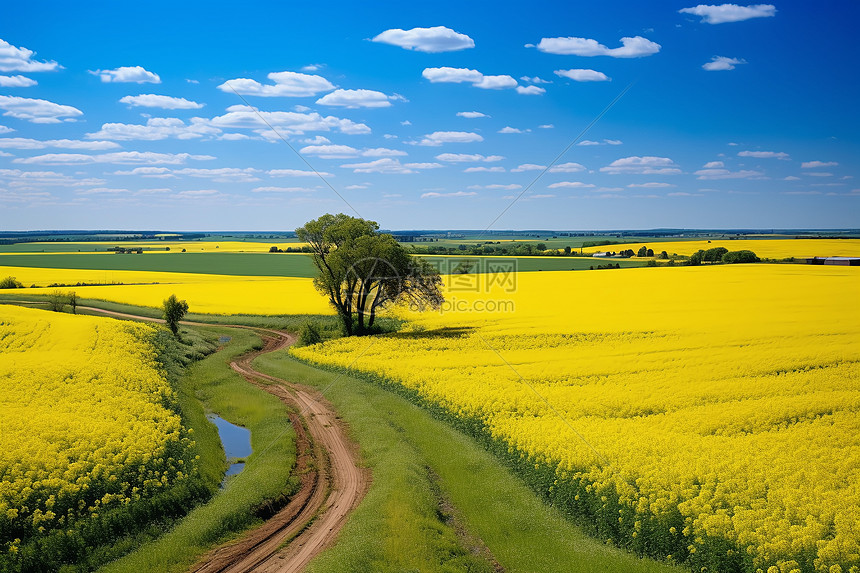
[0,169,106,189]
[421,190,477,198]
[627,182,676,188]
[802,160,838,168]
[467,184,521,190]
[548,181,595,189]
[520,76,551,84]
[299,144,407,159]
[463,166,505,173]
[316,89,403,108]
[499,126,528,134]
[0,39,60,72]
[703,56,746,71]
[515,85,545,95]
[268,168,334,177]
[209,105,370,135]
[578,139,622,146]
[169,167,261,182]
[511,163,545,172]
[372,26,475,53]
[114,167,175,178]
[412,131,483,146]
[600,156,681,175]
[341,158,441,174]
[422,67,524,92]
[0,75,37,87]
[218,71,335,97]
[679,4,776,24]
[119,94,204,109]
[538,124,554,129]
[457,111,488,118]
[13,151,214,165]
[550,162,586,173]
[703,161,725,168]
[252,186,313,193]
[435,153,503,163]
[738,150,789,160]
[0,138,119,150]
[0,95,82,123]
[91,66,160,83]
[694,168,763,179]
[88,117,220,140]
[555,69,610,82]
[535,36,660,57]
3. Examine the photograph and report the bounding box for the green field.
[0,252,645,278]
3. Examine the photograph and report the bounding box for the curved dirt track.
[78,307,368,573]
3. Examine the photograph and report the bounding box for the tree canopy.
[297,213,444,336]
[162,294,189,336]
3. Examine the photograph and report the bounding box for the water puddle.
[206,413,251,487]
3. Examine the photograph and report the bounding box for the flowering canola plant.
[0,306,196,561]
[293,265,860,572]
[580,238,860,259]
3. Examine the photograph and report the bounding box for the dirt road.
[78,306,368,573]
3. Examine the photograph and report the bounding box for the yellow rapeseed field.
[581,238,860,259]
[0,305,194,557]
[293,265,860,572]
[0,265,331,315]
[0,241,307,254]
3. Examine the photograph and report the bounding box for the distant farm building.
[800,257,860,266]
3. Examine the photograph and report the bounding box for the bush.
[703,247,729,262]
[298,322,323,346]
[0,276,23,289]
[722,250,759,264]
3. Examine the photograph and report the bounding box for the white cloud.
[383,134,398,139]
[601,156,682,175]
[738,150,789,160]
[578,140,600,146]
[299,144,407,159]
[627,182,676,188]
[0,40,60,72]
[802,160,838,168]
[119,94,204,109]
[435,153,503,163]
[300,144,360,158]
[703,56,746,71]
[252,186,313,193]
[0,75,37,87]
[372,26,475,53]
[171,167,261,182]
[529,194,556,199]
[401,120,412,126]
[341,158,438,174]
[457,111,488,118]
[535,36,661,58]
[549,162,586,173]
[91,66,160,83]
[578,138,622,146]
[0,95,83,123]
[0,125,13,134]
[0,138,119,150]
[467,184,521,190]
[703,161,725,168]
[114,167,175,178]
[548,181,595,188]
[694,168,763,179]
[555,69,610,82]
[412,131,483,146]
[520,76,551,84]
[805,172,833,177]
[498,126,527,134]
[538,124,554,129]
[679,4,777,24]
[362,147,408,157]
[344,184,368,190]
[475,75,518,89]
[302,135,331,145]
[268,168,333,177]
[209,105,370,135]
[13,151,214,165]
[88,117,220,140]
[511,163,545,172]
[783,176,801,181]
[218,71,335,97]
[605,139,623,145]
[0,169,106,189]
[515,85,546,95]
[464,166,505,173]
[423,67,521,92]
[316,88,404,108]
[421,190,477,198]
[301,64,323,72]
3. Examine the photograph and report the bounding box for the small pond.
[206,413,252,485]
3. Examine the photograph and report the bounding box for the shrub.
[722,250,760,264]
[298,322,323,346]
[0,276,23,289]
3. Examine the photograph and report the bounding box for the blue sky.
[1,0,857,231]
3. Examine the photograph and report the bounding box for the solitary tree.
[47,289,66,312]
[297,213,444,336]
[162,294,189,336]
[68,291,77,314]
